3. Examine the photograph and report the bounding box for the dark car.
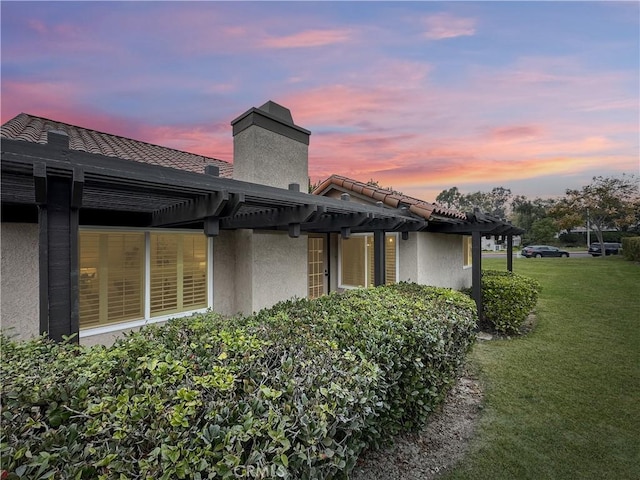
[588,242,622,256]
[521,245,570,258]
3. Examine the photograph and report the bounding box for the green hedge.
[622,237,640,261]
[479,270,542,334]
[250,284,477,446]
[0,283,476,480]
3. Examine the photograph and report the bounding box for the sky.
[2,1,639,202]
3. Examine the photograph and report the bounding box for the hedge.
[622,237,640,261]
[478,270,542,334]
[250,284,478,446]
[0,283,477,480]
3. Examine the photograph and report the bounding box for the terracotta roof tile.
[1,113,233,178]
[312,174,466,221]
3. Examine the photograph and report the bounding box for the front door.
[307,235,328,299]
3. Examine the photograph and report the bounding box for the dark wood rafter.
[217,192,245,219]
[71,168,84,208]
[151,190,229,227]
[3,139,425,236]
[303,212,371,232]
[34,163,47,204]
[221,204,318,230]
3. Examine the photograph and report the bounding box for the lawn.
[443,256,640,480]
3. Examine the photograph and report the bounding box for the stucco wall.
[215,229,307,316]
[212,230,239,316]
[247,231,307,314]
[233,127,309,190]
[1,223,40,340]
[233,229,255,315]
[409,232,472,290]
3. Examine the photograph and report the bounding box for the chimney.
[231,101,310,189]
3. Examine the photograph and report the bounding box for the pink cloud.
[488,125,544,141]
[261,28,354,48]
[26,19,47,34]
[422,13,476,40]
[144,124,232,161]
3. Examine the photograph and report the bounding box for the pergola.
[2,132,524,340]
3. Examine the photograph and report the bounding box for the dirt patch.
[350,371,483,480]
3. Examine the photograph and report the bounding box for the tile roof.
[1,113,233,178]
[312,174,467,221]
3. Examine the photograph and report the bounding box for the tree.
[435,187,462,210]
[435,186,512,217]
[511,196,557,244]
[488,187,513,219]
[365,179,403,196]
[530,217,557,244]
[552,175,640,254]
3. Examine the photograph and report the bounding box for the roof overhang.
[426,209,525,236]
[1,137,426,236]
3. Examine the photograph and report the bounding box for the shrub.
[622,237,640,261]
[0,283,477,479]
[479,270,542,334]
[251,284,477,446]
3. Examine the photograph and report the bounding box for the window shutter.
[341,236,367,287]
[385,236,396,284]
[150,233,207,316]
[79,232,144,328]
[181,234,208,310]
[150,234,179,315]
[79,233,100,327]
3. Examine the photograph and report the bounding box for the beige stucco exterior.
[218,230,307,316]
[399,232,472,290]
[326,231,471,292]
[1,223,40,340]
[232,127,309,190]
[212,230,238,315]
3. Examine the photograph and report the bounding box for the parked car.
[521,245,570,258]
[588,242,622,256]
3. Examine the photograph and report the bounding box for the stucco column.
[228,102,311,314]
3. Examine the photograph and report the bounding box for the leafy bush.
[622,237,640,261]
[557,232,584,247]
[251,284,477,446]
[478,270,542,334]
[1,283,476,479]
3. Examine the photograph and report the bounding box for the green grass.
[444,256,640,480]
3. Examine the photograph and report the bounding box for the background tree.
[435,187,463,210]
[435,186,512,217]
[529,217,558,244]
[511,196,557,245]
[552,174,639,254]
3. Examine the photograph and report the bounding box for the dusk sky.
[2,1,638,202]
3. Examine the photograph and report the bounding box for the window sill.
[78,307,210,338]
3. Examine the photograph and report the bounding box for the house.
[482,235,521,251]
[1,101,523,345]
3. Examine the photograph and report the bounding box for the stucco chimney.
[231,101,310,189]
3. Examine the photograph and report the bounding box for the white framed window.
[339,233,398,288]
[463,236,473,268]
[79,228,210,337]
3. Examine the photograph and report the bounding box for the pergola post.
[38,173,82,342]
[507,234,514,272]
[472,230,483,322]
[373,230,386,286]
